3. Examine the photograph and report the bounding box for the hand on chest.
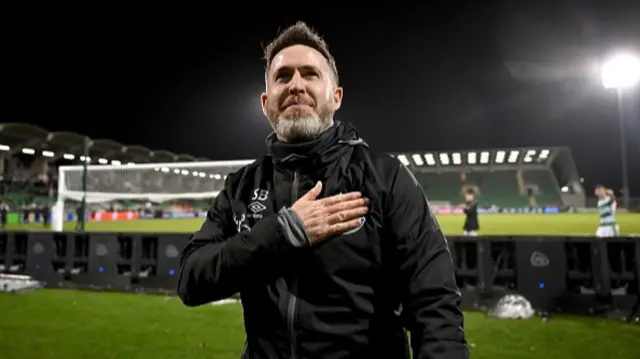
[232,171,384,273]
[234,171,370,235]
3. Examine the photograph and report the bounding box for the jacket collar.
[266,121,368,169]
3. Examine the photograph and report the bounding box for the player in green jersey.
[594,185,620,237]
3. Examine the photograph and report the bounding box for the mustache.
[282,97,315,109]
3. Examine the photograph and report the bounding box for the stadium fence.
[1,232,638,320]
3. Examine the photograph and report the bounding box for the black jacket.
[178,121,468,359]
[463,201,479,231]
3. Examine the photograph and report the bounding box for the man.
[0,201,8,228]
[594,185,619,237]
[462,190,479,236]
[178,21,468,359]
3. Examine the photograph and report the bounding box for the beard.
[266,105,333,143]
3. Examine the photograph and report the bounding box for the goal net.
[52,160,253,232]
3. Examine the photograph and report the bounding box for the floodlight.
[424,153,436,166]
[600,53,636,210]
[396,154,410,166]
[601,53,640,89]
[508,150,519,164]
[412,154,424,166]
[479,151,490,164]
[539,149,550,159]
[495,151,505,164]
[467,152,477,165]
[439,153,450,166]
[452,152,462,165]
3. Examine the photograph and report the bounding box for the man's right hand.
[291,181,369,245]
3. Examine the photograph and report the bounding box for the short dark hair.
[263,21,339,85]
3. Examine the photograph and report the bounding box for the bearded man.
[178,21,468,359]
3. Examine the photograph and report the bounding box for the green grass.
[0,289,638,359]
[4,213,640,236]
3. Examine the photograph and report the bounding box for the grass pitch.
[4,212,640,236]
[0,289,638,359]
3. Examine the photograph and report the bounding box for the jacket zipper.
[287,169,300,359]
[287,293,298,359]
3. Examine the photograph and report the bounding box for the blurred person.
[462,190,479,236]
[42,203,51,227]
[0,202,8,228]
[594,185,619,237]
[75,205,84,230]
[178,22,468,359]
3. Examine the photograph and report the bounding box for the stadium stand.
[391,147,587,210]
[1,122,590,227]
[0,122,210,225]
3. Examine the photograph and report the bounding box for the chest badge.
[248,188,269,219]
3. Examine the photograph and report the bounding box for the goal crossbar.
[57,159,256,172]
[52,159,255,231]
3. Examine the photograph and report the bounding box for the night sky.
[4,1,640,194]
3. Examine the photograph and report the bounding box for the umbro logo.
[248,201,266,214]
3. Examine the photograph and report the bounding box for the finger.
[327,207,368,225]
[321,191,362,206]
[301,181,323,200]
[326,218,365,236]
[325,198,370,214]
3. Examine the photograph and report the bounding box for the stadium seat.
[465,171,529,208]
[523,170,563,207]
[416,172,463,203]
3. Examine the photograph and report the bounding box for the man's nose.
[288,72,305,94]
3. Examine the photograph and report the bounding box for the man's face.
[261,45,343,143]
[595,187,604,198]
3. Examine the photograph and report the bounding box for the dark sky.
[3,1,640,194]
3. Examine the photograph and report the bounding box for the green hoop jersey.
[597,196,617,227]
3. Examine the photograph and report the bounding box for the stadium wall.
[1,232,638,320]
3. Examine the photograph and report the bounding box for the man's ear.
[333,86,343,111]
[260,93,268,117]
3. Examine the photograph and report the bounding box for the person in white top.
[594,185,620,237]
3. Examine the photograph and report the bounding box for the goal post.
[53,160,254,232]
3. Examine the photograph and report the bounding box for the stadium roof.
[0,122,208,164]
[390,146,568,170]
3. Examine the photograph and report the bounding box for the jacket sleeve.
[387,165,469,359]
[463,202,476,216]
[178,180,311,307]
